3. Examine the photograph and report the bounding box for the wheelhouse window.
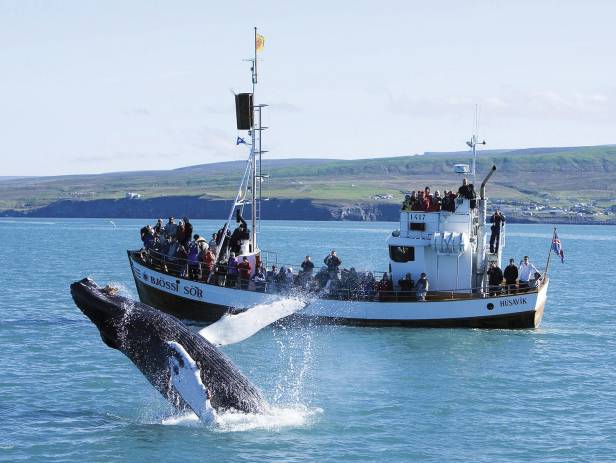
[409,222,426,231]
[389,246,415,262]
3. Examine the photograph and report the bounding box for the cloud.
[72,152,180,163]
[269,101,302,113]
[123,108,152,116]
[386,89,612,120]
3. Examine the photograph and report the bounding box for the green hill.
[1,145,615,214]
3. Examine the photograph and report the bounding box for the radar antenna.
[465,104,486,182]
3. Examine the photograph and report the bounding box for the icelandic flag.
[551,231,565,263]
[236,136,247,145]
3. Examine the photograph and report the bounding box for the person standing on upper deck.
[324,250,342,281]
[518,256,539,291]
[423,187,432,211]
[489,209,506,254]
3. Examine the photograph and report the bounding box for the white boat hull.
[129,256,548,328]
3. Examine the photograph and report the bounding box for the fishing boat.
[128,30,551,328]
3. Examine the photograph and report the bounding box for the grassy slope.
[1,145,615,211]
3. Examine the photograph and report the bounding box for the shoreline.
[1,196,613,225]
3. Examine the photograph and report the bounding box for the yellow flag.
[256,33,265,52]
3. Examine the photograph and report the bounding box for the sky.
[1,0,614,176]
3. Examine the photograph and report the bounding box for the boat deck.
[128,249,544,303]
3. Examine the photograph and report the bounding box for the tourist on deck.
[518,256,539,292]
[175,219,185,242]
[457,178,477,208]
[214,257,227,286]
[489,209,506,254]
[208,233,218,249]
[376,273,393,301]
[153,218,164,236]
[187,240,200,279]
[504,258,519,293]
[284,268,295,291]
[226,252,239,288]
[324,250,342,281]
[423,187,432,211]
[182,217,193,247]
[266,265,278,292]
[416,273,429,302]
[164,217,178,238]
[415,191,423,211]
[401,194,413,211]
[346,268,361,293]
[165,236,179,260]
[411,191,423,211]
[361,272,377,298]
[252,265,267,292]
[140,225,155,250]
[448,190,456,211]
[301,256,315,275]
[398,273,414,293]
[431,190,442,212]
[457,178,472,199]
[201,248,216,280]
[531,271,543,289]
[441,191,452,212]
[176,243,188,277]
[300,256,315,287]
[230,211,251,255]
[487,261,504,295]
[237,256,252,290]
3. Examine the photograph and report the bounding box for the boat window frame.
[389,245,415,263]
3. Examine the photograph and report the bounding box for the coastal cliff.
[1,196,608,223]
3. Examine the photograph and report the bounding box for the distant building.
[126,192,141,199]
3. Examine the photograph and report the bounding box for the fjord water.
[1,219,614,462]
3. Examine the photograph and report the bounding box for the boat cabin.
[387,197,504,293]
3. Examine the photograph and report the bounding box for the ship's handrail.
[129,249,544,303]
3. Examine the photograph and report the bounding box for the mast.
[249,26,267,252]
[250,27,258,251]
[465,105,485,183]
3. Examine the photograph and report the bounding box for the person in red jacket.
[237,256,252,290]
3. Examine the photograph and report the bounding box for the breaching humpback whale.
[70,278,267,417]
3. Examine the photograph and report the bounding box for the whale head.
[70,278,128,349]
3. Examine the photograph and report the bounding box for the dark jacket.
[398,278,414,292]
[324,255,341,271]
[504,264,518,284]
[301,260,315,273]
[487,266,504,286]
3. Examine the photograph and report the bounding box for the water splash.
[199,298,307,346]
[161,405,322,432]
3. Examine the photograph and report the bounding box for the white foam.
[161,405,322,432]
[199,298,307,346]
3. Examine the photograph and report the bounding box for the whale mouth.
[70,278,123,348]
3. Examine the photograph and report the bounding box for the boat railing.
[129,249,544,303]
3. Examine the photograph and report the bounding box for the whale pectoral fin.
[167,341,217,425]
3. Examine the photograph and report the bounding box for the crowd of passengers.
[401,179,477,212]
[138,216,540,301]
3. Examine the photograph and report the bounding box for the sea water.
[0,219,614,462]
